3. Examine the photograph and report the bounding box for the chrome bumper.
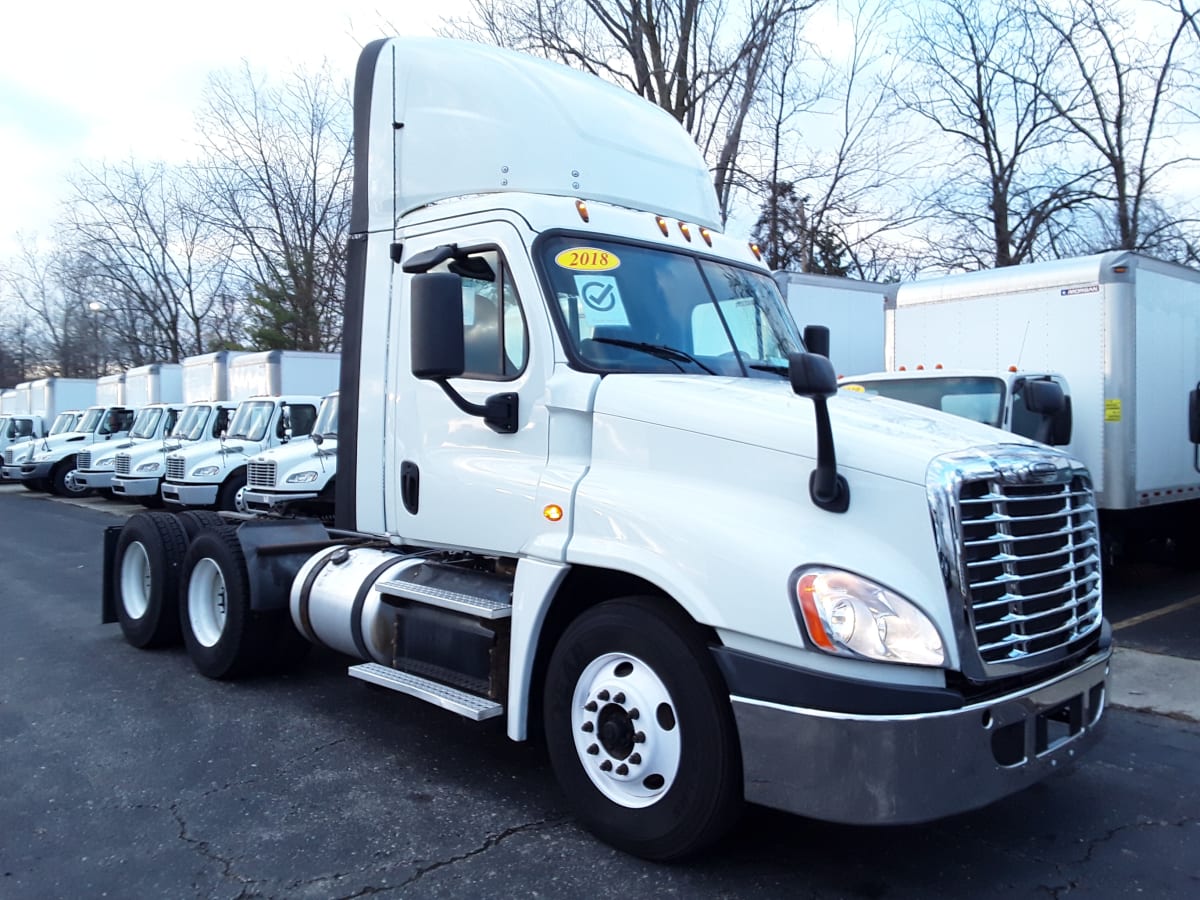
[241,488,320,513]
[161,481,219,507]
[73,470,116,489]
[111,476,161,497]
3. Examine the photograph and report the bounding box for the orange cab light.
[1112,265,1128,273]
[1008,365,1018,372]
[656,216,670,236]
[699,227,713,246]
[749,242,763,260]
[796,574,836,651]
[575,200,590,222]
[898,365,907,371]
[543,504,564,522]
[678,221,692,241]
[916,364,925,370]
[935,363,943,369]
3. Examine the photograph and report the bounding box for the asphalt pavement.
[1,486,1198,898]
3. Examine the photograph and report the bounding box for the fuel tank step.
[348,662,503,721]
[375,576,513,619]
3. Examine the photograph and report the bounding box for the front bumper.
[111,476,161,497]
[725,645,1110,825]
[1,464,27,482]
[74,469,116,489]
[162,480,219,507]
[18,460,56,481]
[241,488,320,513]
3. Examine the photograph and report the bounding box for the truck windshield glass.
[50,412,80,435]
[227,400,275,442]
[843,376,1006,427]
[172,405,212,442]
[539,236,801,376]
[314,395,339,437]
[78,408,105,434]
[129,408,163,439]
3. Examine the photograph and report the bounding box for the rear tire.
[179,527,273,679]
[543,597,742,861]
[114,512,188,648]
[177,510,227,542]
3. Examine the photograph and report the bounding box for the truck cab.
[242,391,338,516]
[0,413,41,457]
[14,406,133,494]
[161,394,321,510]
[72,402,184,494]
[2,410,82,483]
[111,402,234,507]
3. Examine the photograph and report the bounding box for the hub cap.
[571,652,680,808]
[188,558,228,648]
[119,541,151,619]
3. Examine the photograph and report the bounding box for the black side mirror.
[802,324,831,359]
[788,352,849,513]
[789,351,837,398]
[411,272,466,379]
[1189,387,1200,445]
[1022,379,1065,416]
[1051,396,1073,447]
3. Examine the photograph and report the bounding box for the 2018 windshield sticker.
[555,247,621,271]
[841,384,866,392]
[574,275,630,326]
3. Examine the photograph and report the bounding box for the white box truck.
[102,38,1111,861]
[242,391,338,517]
[883,252,1200,559]
[73,364,187,494]
[1,377,96,484]
[160,351,338,510]
[773,272,894,377]
[111,353,244,507]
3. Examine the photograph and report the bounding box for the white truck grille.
[115,454,132,475]
[166,457,186,481]
[76,450,93,469]
[247,460,277,488]
[4,447,17,465]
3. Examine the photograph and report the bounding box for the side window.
[446,250,528,380]
[282,404,318,437]
[211,407,231,439]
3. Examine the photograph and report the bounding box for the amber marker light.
[796,573,836,651]
[575,199,590,222]
[656,216,670,236]
[678,221,693,241]
[699,226,713,246]
[544,504,564,522]
[1008,365,1018,372]
[749,242,763,260]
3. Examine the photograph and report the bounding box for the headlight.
[793,568,944,667]
[96,457,115,468]
[136,462,162,473]
[286,470,319,484]
[193,465,220,477]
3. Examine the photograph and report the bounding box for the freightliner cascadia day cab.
[102,38,1111,860]
[160,351,338,511]
[73,364,185,495]
[19,374,132,495]
[880,252,1200,560]
[242,391,339,517]
[0,377,95,482]
[111,352,242,507]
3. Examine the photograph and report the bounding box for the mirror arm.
[432,378,519,434]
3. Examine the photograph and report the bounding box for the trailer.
[773,271,894,377]
[103,37,1110,861]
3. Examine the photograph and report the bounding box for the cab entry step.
[348,662,504,721]
[375,577,513,619]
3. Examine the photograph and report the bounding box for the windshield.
[50,412,80,435]
[539,235,802,376]
[78,408,105,433]
[129,407,164,439]
[226,400,276,442]
[313,395,339,437]
[172,405,212,441]
[841,376,1007,428]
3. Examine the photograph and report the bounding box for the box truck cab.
[242,391,338,516]
[161,394,324,510]
[72,402,185,493]
[104,38,1110,861]
[1,377,96,482]
[19,404,136,495]
[840,368,1072,447]
[111,402,234,506]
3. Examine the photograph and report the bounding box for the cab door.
[387,223,552,554]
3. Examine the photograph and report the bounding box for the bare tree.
[451,0,821,222]
[194,63,352,351]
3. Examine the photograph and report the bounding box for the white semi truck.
[160,351,338,511]
[0,377,96,481]
[111,352,242,507]
[242,391,338,517]
[880,252,1200,559]
[773,271,894,378]
[103,38,1111,860]
[72,364,185,495]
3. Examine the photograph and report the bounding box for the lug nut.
[587,743,599,755]
[600,760,613,771]
[616,764,629,775]
[585,701,597,712]
[629,753,641,765]
[628,708,639,720]
[598,690,610,701]
[633,732,645,743]
[581,721,594,732]
[613,692,625,704]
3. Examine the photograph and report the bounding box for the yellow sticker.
[555,247,620,271]
[1104,399,1122,422]
[841,384,866,393]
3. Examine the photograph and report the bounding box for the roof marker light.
[656,216,670,236]
[678,222,692,241]
[699,227,713,246]
[1008,365,1018,372]
[749,242,763,260]
[575,200,589,222]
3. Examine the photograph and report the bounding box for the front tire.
[543,597,742,860]
[114,512,188,648]
[215,470,246,512]
[51,459,90,497]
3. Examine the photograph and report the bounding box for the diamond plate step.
[375,579,512,619]
[347,663,503,721]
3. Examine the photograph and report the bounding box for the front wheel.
[51,459,90,497]
[543,597,742,861]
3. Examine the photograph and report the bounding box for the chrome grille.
[247,460,277,488]
[166,457,186,481]
[929,448,1103,677]
[4,447,15,465]
[77,450,93,470]
[115,453,132,475]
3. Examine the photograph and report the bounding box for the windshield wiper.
[747,362,789,376]
[589,338,719,375]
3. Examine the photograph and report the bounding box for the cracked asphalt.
[1,488,1198,898]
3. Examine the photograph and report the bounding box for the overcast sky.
[0,0,472,259]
